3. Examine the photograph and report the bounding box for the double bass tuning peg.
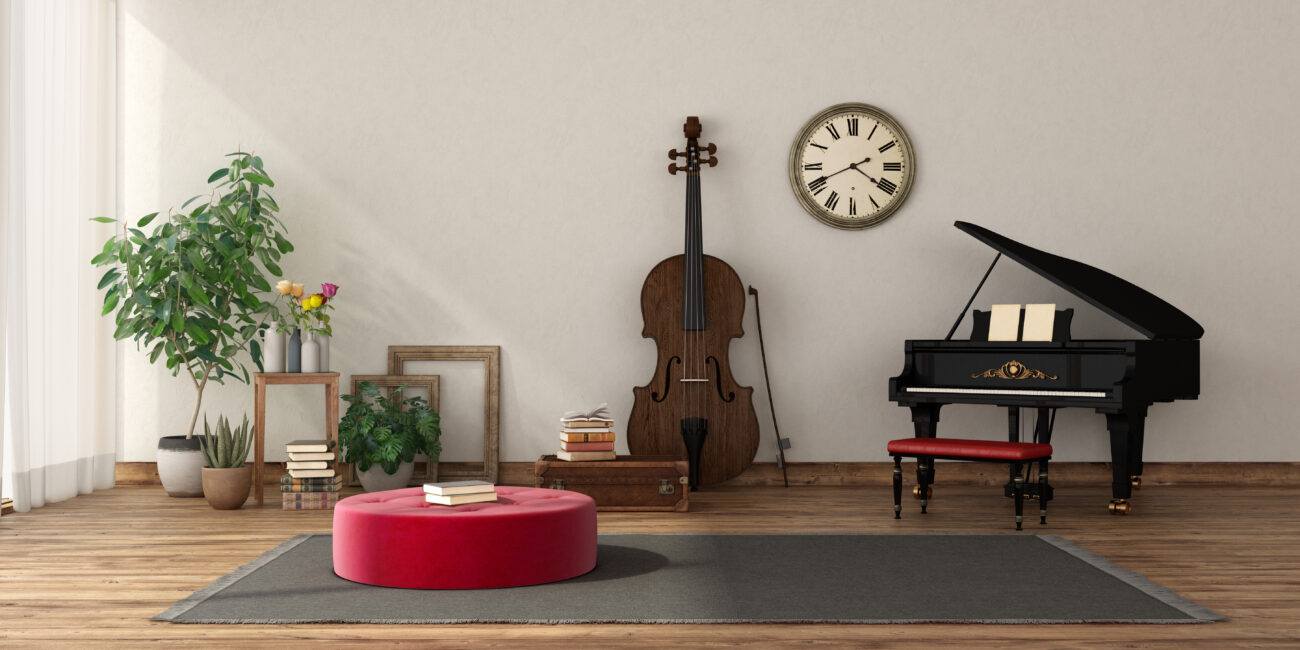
[669,149,686,160]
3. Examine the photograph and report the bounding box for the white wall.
[117,0,1300,463]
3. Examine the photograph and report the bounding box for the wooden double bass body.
[627,117,759,488]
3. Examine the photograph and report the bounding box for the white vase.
[263,329,286,373]
[318,334,330,372]
[301,332,320,373]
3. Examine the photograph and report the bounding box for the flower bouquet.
[272,281,340,372]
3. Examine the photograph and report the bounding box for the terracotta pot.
[201,465,252,509]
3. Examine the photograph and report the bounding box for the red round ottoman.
[332,486,596,589]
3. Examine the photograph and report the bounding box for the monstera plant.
[91,152,294,496]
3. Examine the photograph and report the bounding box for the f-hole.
[706,356,735,402]
[652,356,682,402]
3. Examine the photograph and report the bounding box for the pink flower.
[321,283,339,298]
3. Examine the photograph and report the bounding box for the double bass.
[628,117,760,489]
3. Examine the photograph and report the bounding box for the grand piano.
[888,221,1203,514]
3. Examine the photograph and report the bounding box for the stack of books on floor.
[424,480,497,506]
[281,439,341,510]
[557,404,616,461]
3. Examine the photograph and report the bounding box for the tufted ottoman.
[332,486,597,589]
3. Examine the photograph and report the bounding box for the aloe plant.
[199,414,253,468]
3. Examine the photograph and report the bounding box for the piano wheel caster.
[1130,476,1142,489]
[912,485,933,499]
[1108,499,1132,515]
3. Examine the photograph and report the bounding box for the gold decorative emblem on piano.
[971,360,1058,381]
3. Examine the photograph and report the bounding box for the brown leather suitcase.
[534,455,689,512]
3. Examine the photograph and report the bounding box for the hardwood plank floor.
[2,484,1298,648]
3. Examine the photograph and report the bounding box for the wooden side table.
[253,372,340,506]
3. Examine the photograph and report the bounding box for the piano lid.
[954,221,1204,340]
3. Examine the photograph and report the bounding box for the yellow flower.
[309,294,324,309]
[290,283,304,298]
[300,297,313,311]
[275,279,292,295]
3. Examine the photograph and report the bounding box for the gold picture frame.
[387,345,500,483]
[346,374,441,487]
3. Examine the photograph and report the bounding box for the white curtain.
[2,0,118,512]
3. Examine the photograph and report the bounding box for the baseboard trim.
[115,460,1300,488]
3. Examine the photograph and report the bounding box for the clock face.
[788,103,915,230]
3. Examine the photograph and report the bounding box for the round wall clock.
[788,103,915,230]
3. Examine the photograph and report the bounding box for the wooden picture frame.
[387,345,500,483]
[346,374,441,487]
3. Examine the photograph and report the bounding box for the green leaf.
[273,233,294,253]
[90,216,117,223]
[90,250,118,266]
[185,280,209,305]
[186,249,206,272]
[165,232,178,252]
[242,171,274,187]
[101,286,121,315]
[137,212,159,228]
[181,194,205,209]
[262,258,282,277]
[251,156,264,170]
[207,168,229,183]
[97,268,121,290]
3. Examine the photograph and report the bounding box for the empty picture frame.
[387,345,500,483]
[347,374,441,486]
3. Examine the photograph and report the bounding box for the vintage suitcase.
[534,455,689,512]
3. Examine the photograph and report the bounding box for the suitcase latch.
[550,479,564,490]
[659,479,675,495]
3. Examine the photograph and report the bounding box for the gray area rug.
[156,533,1221,624]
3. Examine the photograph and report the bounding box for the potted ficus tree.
[198,414,254,509]
[91,152,294,496]
[339,381,441,492]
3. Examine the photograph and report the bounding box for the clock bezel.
[788,102,916,231]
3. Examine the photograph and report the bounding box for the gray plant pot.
[357,461,415,493]
[157,435,205,497]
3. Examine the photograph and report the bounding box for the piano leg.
[1105,412,1135,514]
[910,404,941,489]
[1129,409,1148,490]
[1007,407,1020,488]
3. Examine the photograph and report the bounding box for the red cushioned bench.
[887,437,1053,530]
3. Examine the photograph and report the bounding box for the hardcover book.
[423,480,495,496]
[287,451,336,461]
[286,460,329,470]
[556,450,616,462]
[560,426,614,434]
[560,431,616,443]
[560,441,615,452]
[558,419,615,428]
[285,439,336,453]
[424,492,499,506]
[280,483,341,493]
[287,468,336,479]
[280,474,343,486]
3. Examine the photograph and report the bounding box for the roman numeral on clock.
[809,142,828,151]
[876,178,898,195]
[870,195,880,209]
[883,162,901,171]
[878,141,896,153]
[824,191,840,211]
[825,123,840,140]
[849,196,857,216]
[803,162,822,171]
[808,176,828,195]
[868,123,878,139]
[847,118,859,136]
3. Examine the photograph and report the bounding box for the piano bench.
[886,437,1054,530]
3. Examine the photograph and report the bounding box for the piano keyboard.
[905,387,1108,398]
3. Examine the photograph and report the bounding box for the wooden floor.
[3,484,1299,648]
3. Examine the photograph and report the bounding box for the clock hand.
[824,157,872,180]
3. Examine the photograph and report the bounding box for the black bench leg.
[1039,459,1049,525]
[1012,463,1025,530]
[892,456,902,519]
[918,459,931,514]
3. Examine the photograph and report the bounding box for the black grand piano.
[888,221,1203,514]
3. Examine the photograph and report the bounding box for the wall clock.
[788,103,915,230]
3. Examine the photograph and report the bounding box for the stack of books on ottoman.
[281,439,341,510]
[557,404,616,461]
[424,480,497,506]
